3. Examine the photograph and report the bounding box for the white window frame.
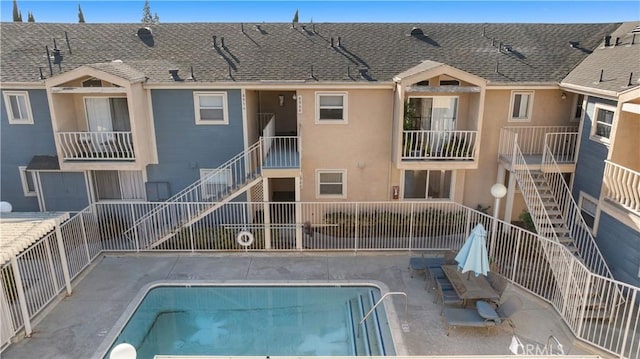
[200,168,232,200]
[315,92,348,124]
[590,103,616,144]
[316,169,347,198]
[569,93,585,123]
[91,170,146,201]
[508,91,534,122]
[194,92,229,125]
[18,166,37,197]
[578,191,598,233]
[3,91,34,124]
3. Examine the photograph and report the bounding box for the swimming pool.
[99,283,397,358]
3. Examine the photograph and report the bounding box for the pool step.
[347,292,386,356]
[348,297,371,355]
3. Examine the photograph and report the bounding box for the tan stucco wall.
[245,90,259,144]
[297,88,395,201]
[129,83,154,167]
[462,88,574,217]
[610,111,640,170]
[50,94,77,131]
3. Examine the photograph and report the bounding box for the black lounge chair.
[442,295,523,335]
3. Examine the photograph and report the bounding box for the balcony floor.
[263,146,300,169]
[499,154,576,172]
[2,253,603,358]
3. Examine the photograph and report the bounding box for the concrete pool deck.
[2,252,609,358]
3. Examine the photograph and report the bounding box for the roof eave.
[143,80,395,89]
[0,82,46,89]
[560,82,620,100]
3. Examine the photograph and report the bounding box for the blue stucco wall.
[0,89,57,211]
[572,96,616,200]
[596,212,640,287]
[146,90,245,196]
[571,96,640,286]
[39,172,89,212]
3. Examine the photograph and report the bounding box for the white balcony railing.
[262,136,300,169]
[544,132,579,164]
[498,126,578,164]
[603,161,640,214]
[57,131,135,161]
[402,130,477,160]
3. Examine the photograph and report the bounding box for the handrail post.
[511,229,521,281]
[43,235,60,292]
[618,289,636,359]
[55,225,73,295]
[408,202,415,251]
[187,204,194,252]
[10,257,32,337]
[354,203,359,252]
[262,178,271,250]
[576,271,592,337]
[130,203,140,252]
[512,133,518,168]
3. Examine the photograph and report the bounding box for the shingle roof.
[0,22,620,84]
[562,22,640,94]
[86,62,148,82]
[26,155,60,171]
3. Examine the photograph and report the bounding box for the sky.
[1,1,639,24]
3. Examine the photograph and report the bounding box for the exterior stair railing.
[502,128,619,322]
[123,139,264,249]
[541,140,613,278]
[511,142,602,319]
[511,141,562,243]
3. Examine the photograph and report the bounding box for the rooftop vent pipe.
[137,27,152,37]
[64,31,72,55]
[410,27,424,37]
[604,35,611,47]
[169,69,181,81]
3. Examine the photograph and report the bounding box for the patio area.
[1,252,606,358]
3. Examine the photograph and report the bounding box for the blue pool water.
[104,285,396,358]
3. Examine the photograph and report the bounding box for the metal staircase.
[125,140,264,249]
[506,133,616,321]
[530,171,579,254]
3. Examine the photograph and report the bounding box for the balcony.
[262,136,300,169]
[57,131,135,161]
[402,130,477,161]
[498,126,578,171]
[603,161,640,215]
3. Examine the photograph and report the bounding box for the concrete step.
[548,217,565,225]
[582,308,610,321]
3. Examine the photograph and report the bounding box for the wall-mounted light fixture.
[292,94,297,101]
[561,92,567,100]
[279,95,285,107]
